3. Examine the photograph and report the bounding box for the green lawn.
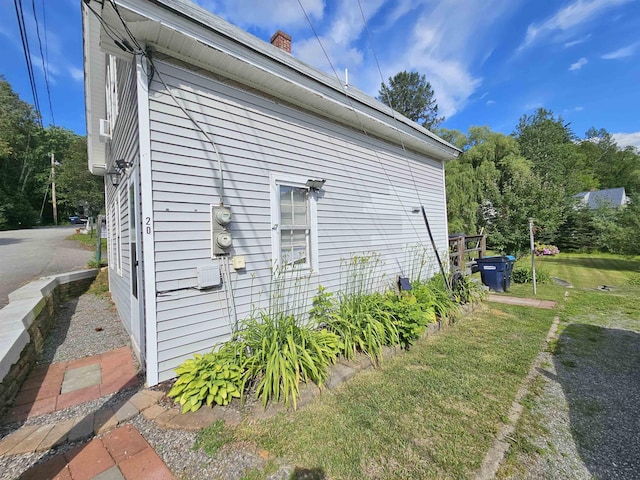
[195,252,639,479]
[202,305,554,480]
[496,256,640,479]
[515,252,640,289]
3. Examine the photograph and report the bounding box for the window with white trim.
[105,55,119,130]
[271,175,318,271]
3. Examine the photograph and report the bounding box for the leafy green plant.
[412,276,457,319]
[168,345,243,413]
[381,291,436,348]
[451,273,487,304]
[512,267,550,284]
[240,312,341,409]
[324,292,399,364]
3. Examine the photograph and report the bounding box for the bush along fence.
[168,251,487,414]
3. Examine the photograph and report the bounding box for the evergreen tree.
[378,71,445,130]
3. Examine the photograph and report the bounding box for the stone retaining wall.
[0,270,98,419]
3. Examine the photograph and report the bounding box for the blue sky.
[1,0,639,148]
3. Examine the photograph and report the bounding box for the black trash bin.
[476,256,513,292]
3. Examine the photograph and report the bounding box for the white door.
[128,168,145,360]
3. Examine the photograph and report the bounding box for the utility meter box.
[211,206,232,256]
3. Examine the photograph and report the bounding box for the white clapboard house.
[82,0,461,385]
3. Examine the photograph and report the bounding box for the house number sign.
[145,217,152,235]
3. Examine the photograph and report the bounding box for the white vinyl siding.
[148,59,448,381]
[104,55,140,353]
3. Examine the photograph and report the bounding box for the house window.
[105,55,119,130]
[271,174,318,271]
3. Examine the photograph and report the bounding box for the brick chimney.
[270,30,292,54]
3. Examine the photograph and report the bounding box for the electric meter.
[215,232,233,249]
[214,208,232,225]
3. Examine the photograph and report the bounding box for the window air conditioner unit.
[99,119,112,142]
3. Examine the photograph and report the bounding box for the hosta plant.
[168,345,243,413]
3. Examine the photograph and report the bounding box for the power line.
[296,0,425,241]
[355,0,423,204]
[13,0,42,126]
[31,0,54,125]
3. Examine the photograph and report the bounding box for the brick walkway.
[488,294,557,310]
[0,347,174,479]
[17,425,173,480]
[4,347,138,425]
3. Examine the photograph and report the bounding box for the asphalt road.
[0,227,95,308]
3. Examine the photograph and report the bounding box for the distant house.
[574,187,630,209]
[82,0,460,386]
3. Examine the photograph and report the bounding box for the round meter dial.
[215,231,232,249]
[214,208,232,225]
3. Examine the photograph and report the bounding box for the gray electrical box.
[211,206,232,256]
[196,264,221,289]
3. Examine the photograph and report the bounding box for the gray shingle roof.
[574,187,628,209]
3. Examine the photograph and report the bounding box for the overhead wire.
[296,0,424,242]
[13,0,42,127]
[299,0,450,285]
[91,0,237,322]
[355,0,450,287]
[31,0,54,125]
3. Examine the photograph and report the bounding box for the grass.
[515,252,640,289]
[67,232,108,268]
[87,267,110,297]
[202,305,554,480]
[195,252,639,479]
[495,253,640,479]
[67,232,108,251]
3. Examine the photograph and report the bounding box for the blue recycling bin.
[476,256,516,292]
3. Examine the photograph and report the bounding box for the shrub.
[412,276,457,319]
[512,266,550,284]
[450,273,487,304]
[321,292,399,365]
[380,291,435,348]
[534,243,560,256]
[167,344,243,413]
[239,312,341,409]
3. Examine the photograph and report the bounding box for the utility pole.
[529,217,537,296]
[50,152,57,226]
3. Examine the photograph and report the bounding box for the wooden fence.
[449,234,486,274]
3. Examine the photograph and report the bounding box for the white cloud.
[518,0,631,51]
[569,57,588,70]
[602,41,639,59]
[612,132,640,149]
[564,34,592,47]
[294,1,385,84]
[69,67,84,82]
[486,100,496,106]
[195,0,324,31]
[378,0,515,118]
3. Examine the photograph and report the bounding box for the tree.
[378,71,444,130]
[0,77,103,229]
[53,131,104,216]
[514,108,588,193]
[0,77,43,228]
